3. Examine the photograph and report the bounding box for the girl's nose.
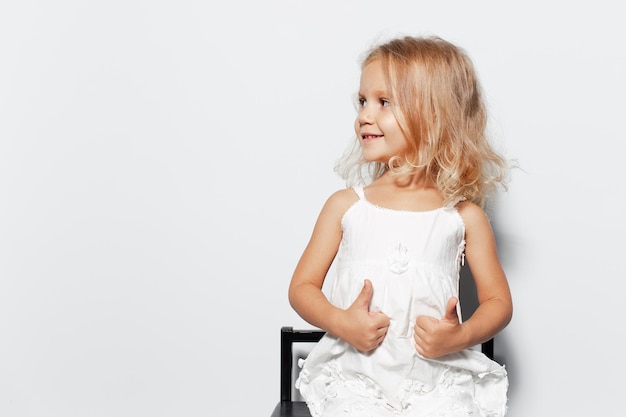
[357,106,374,125]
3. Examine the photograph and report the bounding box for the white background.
[1,1,624,416]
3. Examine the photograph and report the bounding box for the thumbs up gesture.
[413,297,462,358]
[339,279,390,352]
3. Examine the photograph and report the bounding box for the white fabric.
[296,186,508,417]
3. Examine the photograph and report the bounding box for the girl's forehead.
[362,58,382,73]
[359,60,397,97]
[360,61,385,85]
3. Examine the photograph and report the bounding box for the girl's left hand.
[413,297,462,358]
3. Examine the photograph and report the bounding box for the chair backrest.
[280,326,325,402]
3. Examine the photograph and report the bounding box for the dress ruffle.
[297,339,508,417]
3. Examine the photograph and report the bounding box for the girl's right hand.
[339,279,389,352]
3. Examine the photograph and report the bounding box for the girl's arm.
[414,201,512,358]
[459,202,513,345]
[288,189,390,352]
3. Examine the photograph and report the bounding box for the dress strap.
[446,195,467,208]
[353,186,365,200]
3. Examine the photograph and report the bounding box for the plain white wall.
[1,1,624,416]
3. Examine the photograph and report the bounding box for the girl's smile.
[361,134,384,142]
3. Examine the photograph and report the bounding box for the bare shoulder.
[321,188,360,218]
[455,201,492,231]
[306,188,359,246]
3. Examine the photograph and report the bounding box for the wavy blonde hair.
[335,36,511,207]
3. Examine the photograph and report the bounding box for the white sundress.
[296,186,508,417]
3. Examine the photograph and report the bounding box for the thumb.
[443,296,459,321]
[355,279,374,310]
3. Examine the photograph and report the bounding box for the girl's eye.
[356,97,389,108]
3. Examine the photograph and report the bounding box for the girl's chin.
[362,156,387,164]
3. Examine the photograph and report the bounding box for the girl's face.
[354,60,410,164]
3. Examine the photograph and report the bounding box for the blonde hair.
[335,36,511,207]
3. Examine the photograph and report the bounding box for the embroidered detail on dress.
[387,242,409,274]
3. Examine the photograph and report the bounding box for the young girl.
[288,35,513,417]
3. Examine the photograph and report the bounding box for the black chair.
[270,326,495,417]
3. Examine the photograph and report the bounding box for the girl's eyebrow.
[358,89,389,97]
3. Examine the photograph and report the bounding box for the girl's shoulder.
[323,187,360,215]
[311,188,361,232]
[455,200,491,231]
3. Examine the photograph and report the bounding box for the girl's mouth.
[362,134,383,141]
